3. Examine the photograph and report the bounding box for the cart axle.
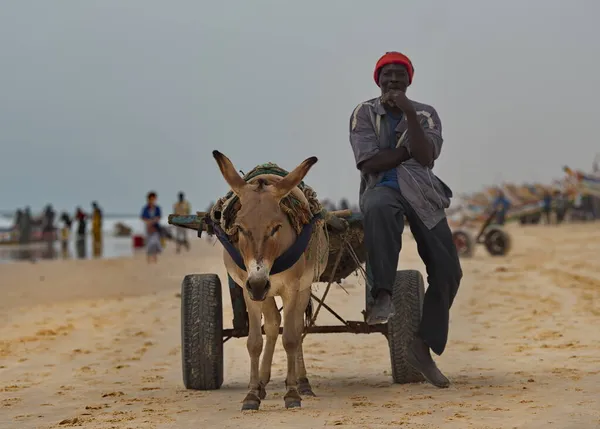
[223,321,387,339]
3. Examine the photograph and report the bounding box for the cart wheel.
[387,270,426,384]
[483,226,512,256]
[452,230,474,258]
[181,273,224,390]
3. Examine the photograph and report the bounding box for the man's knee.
[429,222,463,283]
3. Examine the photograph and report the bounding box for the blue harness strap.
[209,220,247,271]
[207,212,323,275]
[270,212,322,275]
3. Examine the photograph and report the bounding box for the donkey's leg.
[297,334,317,397]
[241,299,263,411]
[295,289,316,397]
[281,288,306,409]
[258,297,281,399]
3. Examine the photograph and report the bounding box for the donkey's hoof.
[258,384,267,400]
[241,393,261,411]
[298,386,316,397]
[285,399,302,409]
[241,402,259,411]
[284,390,302,409]
[298,379,316,397]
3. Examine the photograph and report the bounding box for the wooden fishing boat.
[0,226,58,246]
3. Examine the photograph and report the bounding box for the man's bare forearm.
[359,146,411,175]
[405,111,433,167]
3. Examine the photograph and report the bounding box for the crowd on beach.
[9,191,195,264]
[12,202,102,243]
[12,201,104,255]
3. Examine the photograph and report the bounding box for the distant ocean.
[0,214,146,234]
[0,215,183,264]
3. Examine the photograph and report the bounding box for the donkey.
[212,150,327,411]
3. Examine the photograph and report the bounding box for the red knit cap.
[373,51,414,86]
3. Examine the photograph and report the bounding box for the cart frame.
[170,210,395,340]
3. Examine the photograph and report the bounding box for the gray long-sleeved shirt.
[349,97,453,230]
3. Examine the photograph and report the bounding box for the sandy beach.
[1,223,600,429]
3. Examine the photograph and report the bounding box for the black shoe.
[407,337,450,388]
[366,291,394,325]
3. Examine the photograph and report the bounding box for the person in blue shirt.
[376,110,403,190]
[492,190,511,225]
[140,191,162,263]
[542,191,552,224]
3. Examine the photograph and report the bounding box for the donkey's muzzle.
[245,277,271,301]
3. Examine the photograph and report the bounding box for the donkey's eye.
[270,225,282,236]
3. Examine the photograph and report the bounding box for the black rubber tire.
[452,230,474,258]
[181,273,224,390]
[484,226,512,256]
[387,270,426,384]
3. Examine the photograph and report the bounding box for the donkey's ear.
[212,150,246,196]
[272,156,318,201]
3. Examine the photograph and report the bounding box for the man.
[91,202,103,241]
[59,211,72,256]
[140,191,162,263]
[19,207,32,244]
[173,192,191,253]
[492,190,511,225]
[349,51,462,388]
[42,204,56,240]
[13,209,22,241]
[91,201,103,257]
[541,191,552,224]
[554,190,568,224]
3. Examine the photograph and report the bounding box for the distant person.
[173,192,191,253]
[75,207,87,241]
[591,193,600,220]
[91,202,103,242]
[91,201,103,258]
[542,191,552,224]
[492,190,511,225]
[13,209,22,241]
[140,191,162,263]
[582,195,595,221]
[59,212,72,255]
[572,193,583,221]
[42,204,56,240]
[13,209,22,228]
[554,191,568,224]
[19,207,32,244]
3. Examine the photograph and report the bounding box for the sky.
[1,0,599,215]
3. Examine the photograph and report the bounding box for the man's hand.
[381,90,416,116]
[383,90,434,167]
